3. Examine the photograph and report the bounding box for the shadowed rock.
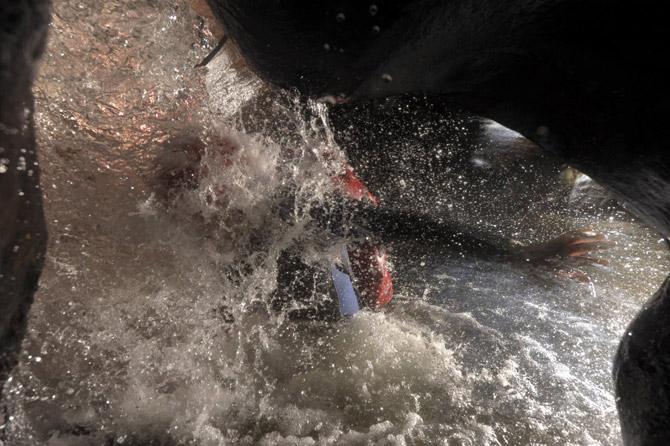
[1,0,50,392]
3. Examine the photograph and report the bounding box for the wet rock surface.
[0,0,50,391]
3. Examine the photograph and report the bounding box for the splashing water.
[2,1,669,445]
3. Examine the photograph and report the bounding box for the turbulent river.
[2,1,669,445]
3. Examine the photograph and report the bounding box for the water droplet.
[335,13,345,23]
[369,4,378,16]
[371,25,380,35]
[323,43,330,51]
[381,73,393,83]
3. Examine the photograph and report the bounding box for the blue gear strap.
[332,249,360,317]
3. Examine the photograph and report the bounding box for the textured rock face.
[0,0,50,390]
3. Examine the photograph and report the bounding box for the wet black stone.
[0,0,50,394]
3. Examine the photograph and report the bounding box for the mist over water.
[2,1,669,445]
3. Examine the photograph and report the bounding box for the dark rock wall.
[0,0,50,391]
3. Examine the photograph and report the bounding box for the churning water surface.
[2,1,669,445]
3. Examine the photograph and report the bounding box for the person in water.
[272,163,394,321]
[156,131,395,320]
[158,132,612,321]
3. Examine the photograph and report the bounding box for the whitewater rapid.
[2,1,669,445]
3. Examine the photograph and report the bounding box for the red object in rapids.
[333,165,393,310]
[333,165,378,206]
